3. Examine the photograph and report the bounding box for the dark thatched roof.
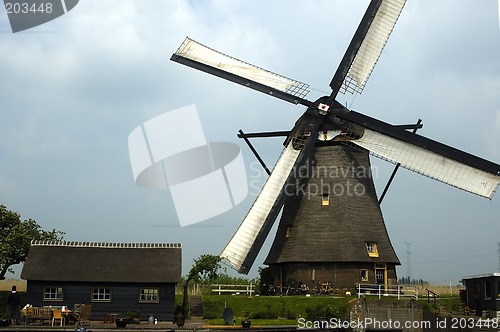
[21,241,182,283]
[265,143,400,265]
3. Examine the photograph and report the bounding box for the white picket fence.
[357,283,418,300]
[211,283,255,296]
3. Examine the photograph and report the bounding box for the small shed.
[461,273,500,316]
[21,241,182,322]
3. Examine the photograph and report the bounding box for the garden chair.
[51,309,64,327]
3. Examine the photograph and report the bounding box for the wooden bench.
[103,313,117,323]
[23,307,52,325]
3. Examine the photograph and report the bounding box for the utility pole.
[497,242,500,272]
[405,241,412,281]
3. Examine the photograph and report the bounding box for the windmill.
[171,0,500,290]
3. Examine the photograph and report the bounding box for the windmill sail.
[220,143,301,273]
[171,37,313,107]
[348,129,500,199]
[221,115,323,274]
[329,0,407,97]
[331,107,500,199]
[341,0,407,94]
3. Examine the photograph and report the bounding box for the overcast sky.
[1,0,499,285]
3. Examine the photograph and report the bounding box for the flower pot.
[115,318,128,328]
[241,320,251,328]
[174,315,185,327]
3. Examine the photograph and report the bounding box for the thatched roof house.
[21,241,182,321]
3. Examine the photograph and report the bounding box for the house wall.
[24,281,176,321]
[267,262,398,293]
[464,277,500,314]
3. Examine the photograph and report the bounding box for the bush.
[251,305,277,319]
[305,304,347,320]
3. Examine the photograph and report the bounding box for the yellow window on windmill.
[360,269,369,282]
[321,193,330,206]
[365,242,379,257]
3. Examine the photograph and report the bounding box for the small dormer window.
[366,242,379,257]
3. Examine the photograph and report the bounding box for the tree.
[181,254,222,316]
[0,204,65,279]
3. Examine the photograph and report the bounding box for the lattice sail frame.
[341,128,500,199]
[341,0,407,94]
[174,37,311,99]
[220,142,302,272]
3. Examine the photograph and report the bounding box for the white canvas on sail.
[341,0,407,94]
[174,37,310,98]
[351,129,500,198]
[220,143,301,272]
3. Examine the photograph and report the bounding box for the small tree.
[182,254,222,316]
[0,204,64,279]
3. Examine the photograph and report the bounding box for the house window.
[43,286,63,301]
[360,270,368,282]
[321,193,330,206]
[365,242,379,257]
[139,288,159,303]
[91,287,112,302]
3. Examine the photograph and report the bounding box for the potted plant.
[116,312,137,328]
[0,318,10,327]
[115,316,128,328]
[174,304,185,327]
[241,310,251,328]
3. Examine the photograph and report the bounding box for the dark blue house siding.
[462,274,500,315]
[25,281,176,321]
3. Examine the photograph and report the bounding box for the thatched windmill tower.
[263,143,400,291]
[171,0,500,294]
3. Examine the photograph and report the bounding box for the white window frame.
[139,288,159,303]
[43,286,63,301]
[91,287,112,302]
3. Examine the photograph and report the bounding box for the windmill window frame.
[365,242,379,257]
[321,193,330,206]
[360,269,369,282]
[285,226,291,238]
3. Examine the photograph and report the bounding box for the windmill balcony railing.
[357,283,418,300]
